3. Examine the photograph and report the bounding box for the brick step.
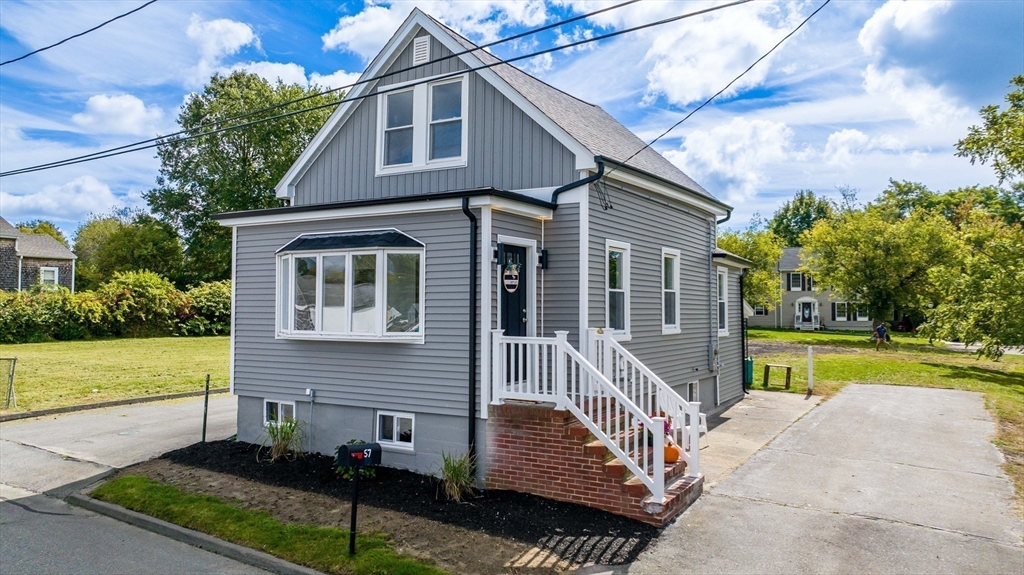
[641,475,704,523]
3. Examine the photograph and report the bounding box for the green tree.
[145,71,339,283]
[73,208,138,290]
[95,215,184,286]
[874,179,1024,227]
[920,212,1023,359]
[767,190,836,247]
[802,208,958,324]
[717,216,784,309]
[956,75,1024,184]
[16,220,69,246]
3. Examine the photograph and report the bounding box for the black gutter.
[213,187,555,221]
[550,157,604,206]
[460,198,478,465]
[716,211,732,225]
[739,268,749,394]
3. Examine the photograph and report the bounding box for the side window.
[606,240,630,335]
[662,248,680,334]
[40,267,59,286]
[717,268,728,335]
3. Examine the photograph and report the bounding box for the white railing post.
[586,328,600,366]
[491,329,504,404]
[651,416,666,504]
[807,345,814,392]
[686,404,701,477]
[554,331,568,409]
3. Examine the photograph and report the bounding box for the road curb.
[0,388,230,422]
[66,493,324,575]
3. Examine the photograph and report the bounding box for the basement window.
[264,399,295,426]
[377,411,414,451]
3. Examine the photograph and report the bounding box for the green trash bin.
[744,357,754,386]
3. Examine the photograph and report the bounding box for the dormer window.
[376,74,467,175]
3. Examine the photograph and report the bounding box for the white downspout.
[71,259,76,293]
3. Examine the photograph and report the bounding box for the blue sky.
[1,0,1021,238]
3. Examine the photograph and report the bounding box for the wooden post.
[807,346,814,392]
[784,367,791,389]
[763,364,770,386]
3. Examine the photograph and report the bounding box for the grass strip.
[92,476,446,575]
[749,329,1024,515]
[0,337,229,413]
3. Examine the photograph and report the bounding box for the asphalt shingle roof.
[778,247,803,271]
[430,16,717,202]
[0,216,76,259]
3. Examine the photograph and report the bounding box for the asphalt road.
[626,384,1024,574]
[0,395,270,575]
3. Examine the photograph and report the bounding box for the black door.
[801,302,813,323]
[499,245,528,337]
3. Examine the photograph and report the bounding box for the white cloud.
[858,0,951,57]
[862,64,968,127]
[71,94,163,136]
[309,69,363,90]
[553,26,595,53]
[0,176,122,223]
[322,0,549,60]
[232,61,309,87]
[186,14,259,87]
[666,117,794,202]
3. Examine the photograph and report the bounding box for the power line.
[0,0,755,178]
[609,0,831,177]
[1,0,643,174]
[0,0,159,67]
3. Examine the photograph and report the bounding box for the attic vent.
[413,36,430,65]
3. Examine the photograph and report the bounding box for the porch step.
[641,474,704,520]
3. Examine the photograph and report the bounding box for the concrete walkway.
[0,395,268,575]
[630,385,1023,574]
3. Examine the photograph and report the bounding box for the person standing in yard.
[875,323,891,351]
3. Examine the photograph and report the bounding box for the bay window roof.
[277,229,423,254]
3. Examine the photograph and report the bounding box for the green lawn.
[749,328,1024,513]
[0,337,229,413]
[92,476,445,575]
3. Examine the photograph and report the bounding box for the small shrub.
[336,439,377,480]
[258,419,303,462]
[439,451,476,503]
[178,280,231,336]
[0,291,48,343]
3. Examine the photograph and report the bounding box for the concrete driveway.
[630,384,1023,574]
[0,395,269,575]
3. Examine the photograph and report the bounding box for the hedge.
[0,271,232,344]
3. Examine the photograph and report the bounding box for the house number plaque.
[503,261,520,293]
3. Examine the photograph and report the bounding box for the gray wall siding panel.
[293,32,576,206]
[588,180,718,388]
[716,269,743,406]
[233,211,474,417]
[541,204,580,346]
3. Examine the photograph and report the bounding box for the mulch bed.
[157,440,658,570]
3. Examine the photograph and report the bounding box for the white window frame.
[376,410,415,452]
[40,266,59,286]
[836,301,849,321]
[375,73,468,176]
[717,267,729,336]
[754,305,767,316]
[789,272,802,291]
[605,239,631,340]
[856,307,870,321]
[276,245,425,343]
[805,275,814,291]
[661,248,680,335]
[263,399,296,426]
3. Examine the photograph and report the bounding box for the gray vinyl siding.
[588,180,718,387]
[233,210,476,417]
[541,203,580,345]
[716,267,744,407]
[293,30,576,206]
[490,211,542,336]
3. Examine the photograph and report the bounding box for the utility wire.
[0,0,159,67]
[608,0,831,177]
[0,0,755,178]
[2,0,643,175]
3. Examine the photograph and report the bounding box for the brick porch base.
[486,401,702,526]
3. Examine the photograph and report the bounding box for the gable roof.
[779,247,803,271]
[0,216,76,260]
[277,8,727,213]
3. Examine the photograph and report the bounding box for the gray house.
[218,9,748,524]
[748,246,872,330]
[0,217,76,292]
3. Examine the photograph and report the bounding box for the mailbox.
[336,443,382,468]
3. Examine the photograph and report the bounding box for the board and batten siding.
[587,180,718,389]
[293,30,576,206]
[233,210,477,418]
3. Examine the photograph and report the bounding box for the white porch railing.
[585,329,702,477]
[492,330,666,504]
[795,313,820,330]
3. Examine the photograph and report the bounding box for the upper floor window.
[276,231,424,342]
[377,75,467,175]
[789,272,802,291]
[662,248,680,334]
[606,240,630,336]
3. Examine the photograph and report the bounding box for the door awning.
[276,229,423,253]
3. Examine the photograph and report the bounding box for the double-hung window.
[276,230,424,342]
[856,308,869,321]
[606,240,630,336]
[662,248,680,334]
[717,268,729,335]
[377,75,467,174]
[754,305,767,316]
[835,302,849,321]
[789,272,802,291]
[39,267,58,286]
